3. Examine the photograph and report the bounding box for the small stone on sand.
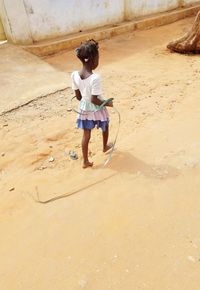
[188,256,195,263]
[48,157,55,162]
[79,279,87,288]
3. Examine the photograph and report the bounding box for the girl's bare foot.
[103,143,113,153]
[83,161,93,169]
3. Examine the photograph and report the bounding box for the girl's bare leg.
[82,129,93,168]
[102,125,112,152]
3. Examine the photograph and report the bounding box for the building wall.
[23,0,124,42]
[125,0,178,19]
[0,0,199,44]
[183,0,198,5]
[125,0,197,19]
[0,0,33,44]
[0,16,6,40]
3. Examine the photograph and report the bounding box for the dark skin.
[74,53,113,168]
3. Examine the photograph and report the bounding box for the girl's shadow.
[108,150,179,179]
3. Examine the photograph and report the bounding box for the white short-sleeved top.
[71,71,103,111]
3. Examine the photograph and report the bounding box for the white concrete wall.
[0,0,199,44]
[183,0,199,5]
[125,0,179,19]
[23,0,124,42]
[0,15,6,40]
[124,0,199,19]
[0,0,33,44]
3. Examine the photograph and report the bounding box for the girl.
[71,39,113,168]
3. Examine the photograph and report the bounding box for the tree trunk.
[167,10,200,53]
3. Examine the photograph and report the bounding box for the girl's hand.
[107,101,113,107]
[75,89,82,101]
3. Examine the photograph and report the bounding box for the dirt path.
[1,16,200,290]
[0,44,67,115]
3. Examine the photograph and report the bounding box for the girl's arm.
[91,95,113,107]
[75,89,82,101]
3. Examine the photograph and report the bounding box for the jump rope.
[32,97,121,204]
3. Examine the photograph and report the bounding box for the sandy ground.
[0,44,68,115]
[1,16,200,290]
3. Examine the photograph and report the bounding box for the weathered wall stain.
[0,0,33,44]
[179,0,185,6]
[23,0,124,42]
[125,0,180,20]
[0,17,6,40]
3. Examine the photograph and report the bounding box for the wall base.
[24,4,200,57]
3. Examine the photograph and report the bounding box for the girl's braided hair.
[75,39,99,63]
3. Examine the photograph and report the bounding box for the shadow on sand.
[106,150,179,179]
